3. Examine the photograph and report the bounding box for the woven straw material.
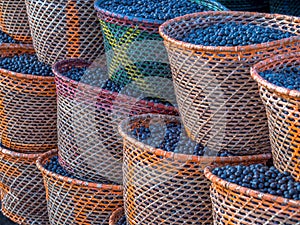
[95,0,226,95]
[0,44,57,153]
[118,114,272,225]
[0,147,49,225]
[54,59,178,184]
[217,0,269,12]
[37,149,123,225]
[109,208,124,225]
[251,53,300,182]
[159,11,300,155]
[204,165,300,224]
[25,0,104,65]
[0,1,32,43]
[270,0,300,17]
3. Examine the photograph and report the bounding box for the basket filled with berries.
[0,0,32,43]
[36,149,123,225]
[25,0,104,65]
[53,58,178,184]
[0,44,57,152]
[204,162,300,224]
[118,114,271,224]
[251,52,300,182]
[159,11,300,155]
[0,146,49,225]
[270,0,300,17]
[109,208,126,225]
[94,0,227,95]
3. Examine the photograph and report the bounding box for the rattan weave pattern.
[270,0,300,17]
[25,0,104,65]
[204,165,300,224]
[36,149,124,225]
[0,0,32,43]
[159,11,300,155]
[109,208,124,225]
[118,114,272,225]
[94,0,226,95]
[0,44,57,153]
[54,59,178,184]
[0,147,49,225]
[251,53,300,182]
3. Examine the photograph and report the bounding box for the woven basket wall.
[118,114,272,225]
[251,53,300,182]
[217,0,269,12]
[109,208,125,225]
[270,0,300,17]
[159,11,300,155]
[54,59,178,184]
[0,1,32,43]
[0,44,57,153]
[25,0,104,65]
[204,164,300,224]
[0,147,49,225]
[36,149,123,225]
[94,0,226,95]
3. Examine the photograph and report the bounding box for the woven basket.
[53,58,178,184]
[204,164,300,224]
[25,0,104,65]
[94,0,226,95]
[159,11,300,155]
[251,53,300,182]
[270,0,300,17]
[217,0,269,12]
[118,114,272,225]
[0,146,49,225]
[0,44,57,153]
[36,149,124,225]
[109,208,125,225]
[0,1,32,43]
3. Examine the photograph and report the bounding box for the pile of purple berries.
[130,123,235,157]
[213,164,300,200]
[116,216,127,225]
[182,22,295,46]
[260,66,300,91]
[98,0,208,21]
[44,156,116,184]
[0,30,18,44]
[0,54,53,76]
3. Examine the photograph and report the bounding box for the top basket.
[94,0,227,95]
[159,11,300,155]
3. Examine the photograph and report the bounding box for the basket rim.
[0,43,54,81]
[118,113,272,163]
[159,11,300,53]
[52,58,179,112]
[204,165,300,207]
[36,149,123,191]
[94,0,228,26]
[0,145,44,159]
[251,52,300,98]
[109,207,125,225]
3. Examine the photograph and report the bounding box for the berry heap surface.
[130,123,235,156]
[182,23,295,46]
[0,30,18,44]
[99,0,208,21]
[213,164,300,200]
[0,54,53,76]
[260,66,300,91]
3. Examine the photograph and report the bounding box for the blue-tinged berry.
[116,216,127,225]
